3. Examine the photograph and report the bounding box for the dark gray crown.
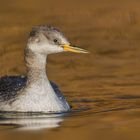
[30,25,64,37]
[29,25,68,45]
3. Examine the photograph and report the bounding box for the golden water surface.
[0,0,140,140]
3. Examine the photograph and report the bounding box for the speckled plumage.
[0,76,66,103]
[0,76,26,102]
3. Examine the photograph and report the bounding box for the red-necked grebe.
[0,25,88,113]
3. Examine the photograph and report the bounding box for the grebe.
[0,25,88,113]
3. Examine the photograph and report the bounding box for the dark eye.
[54,39,58,43]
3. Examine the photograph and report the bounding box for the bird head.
[27,25,88,55]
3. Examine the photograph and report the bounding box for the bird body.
[0,76,70,112]
[0,25,88,113]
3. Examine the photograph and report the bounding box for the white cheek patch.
[27,38,64,55]
[44,44,63,54]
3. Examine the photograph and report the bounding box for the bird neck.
[24,48,48,85]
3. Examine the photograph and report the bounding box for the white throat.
[24,47,54,95]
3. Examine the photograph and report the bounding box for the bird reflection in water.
[0,112,65,130]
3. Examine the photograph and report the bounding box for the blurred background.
[0,0,140,140]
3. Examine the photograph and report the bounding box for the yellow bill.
[62,45,89,53]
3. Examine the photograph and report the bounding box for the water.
[0,0,140,140]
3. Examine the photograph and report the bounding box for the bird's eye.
[54,39,58,43]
